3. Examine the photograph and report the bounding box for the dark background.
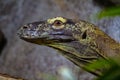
[0,0,120,80]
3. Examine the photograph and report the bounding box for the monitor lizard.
[17,17,120,76]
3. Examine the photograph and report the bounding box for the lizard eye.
[52,20,64,29]
[53,20,63,26]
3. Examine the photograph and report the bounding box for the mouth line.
[19,34,75,43]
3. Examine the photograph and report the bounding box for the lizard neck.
[82,25,120,58]
[94,28,120,58]
[47,41,103,76]
[74,22,120,59]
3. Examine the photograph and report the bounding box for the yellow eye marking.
[47,17,67,29]
[47,17,67,24]
[52,25,65,29]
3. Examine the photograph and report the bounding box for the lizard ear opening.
[82,31,87,39]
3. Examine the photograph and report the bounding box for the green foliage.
[85,58,120,80]
[96,59,120,80]
[97,6,120,19]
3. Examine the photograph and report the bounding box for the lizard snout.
[17,25,29,37]
[17,24,40,39]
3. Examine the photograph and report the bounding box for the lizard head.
[17,17,82,45]
[18,17,102,75]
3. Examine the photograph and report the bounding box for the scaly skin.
[17,17,120,76]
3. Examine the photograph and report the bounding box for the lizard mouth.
[20,34,75,43]
[18,31,76,45]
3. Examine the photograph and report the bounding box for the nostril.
[23,25,28,29]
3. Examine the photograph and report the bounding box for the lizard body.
[17,17,120,76]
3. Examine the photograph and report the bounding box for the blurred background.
[0,0,120,80]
